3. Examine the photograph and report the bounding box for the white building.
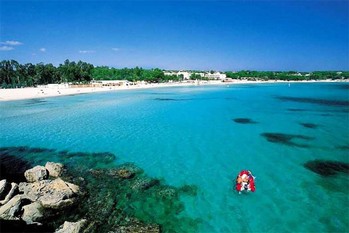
[204,72,227,80]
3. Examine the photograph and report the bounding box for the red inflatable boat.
[236,170,256,193]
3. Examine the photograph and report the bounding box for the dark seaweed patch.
[261,132,314,148]
[304,160,349,176]
[299,123,319,129]
[154,98,192,101]
[336,84,349,90]
[336,145,349,150]
[233,118,258,124]
[287,108,306,112]
[276,96,349,107]
[25,99,47,105]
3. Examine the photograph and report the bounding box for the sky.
[0,0,348,71]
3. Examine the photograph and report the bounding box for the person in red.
[236,170,255,193]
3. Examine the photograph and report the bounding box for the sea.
[1,82,348,233]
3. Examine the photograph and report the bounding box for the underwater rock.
[0,195,31,220]
[55,219,87,233]
[117,163,144,175]
[45,162,64,178]
[115,169,135,179]
[117,218,160,233]
[261,132,314,148]
[24,166,49,183]
[233,118,257,124]
[0,182,19,206]
[299,123,318,129]
[130,177,160,191]
[157,186,177,199]
[304,160,349,177]
[21,201,45,224]
[178,184,198,196]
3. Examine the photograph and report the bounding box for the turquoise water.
[1,83,349,232]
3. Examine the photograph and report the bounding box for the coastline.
[0,79,347,102]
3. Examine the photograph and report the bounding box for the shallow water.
[1,83,349,232]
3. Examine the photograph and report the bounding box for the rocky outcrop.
[24,165,48,182]
[0,180,11,200]
[19,177,79,209]
[0,195,30,220]
[0,162,81,229]
[21,201,44,224]
[0,182,19,205]
[55,219,87,233]
[45,162,64,177]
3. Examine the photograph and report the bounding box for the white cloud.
[112,48,120,52]
[0,46,14,51]
[1,40,23,46]
[39,48,46,52]
[79,50,95,54]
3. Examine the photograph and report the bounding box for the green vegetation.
[0,59,94,88]
[1,59,348,88]
[225,70,349,81]
[92,66,181,83]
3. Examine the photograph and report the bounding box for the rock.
[55,219,87,233]
[130,177,160,191]
[0,195,30,220]
[117,169,135,179]
[19,178,79,210]
[0,180,11,200]
[21,201,44,224]
[0,182,19,205]
[24,166,48,183]
[117,219,160,233]
[157,186,177,198]
[45,162,64,177]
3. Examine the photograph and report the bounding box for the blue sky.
[0,0,348,71]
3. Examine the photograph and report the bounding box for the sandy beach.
[0,79,346,101]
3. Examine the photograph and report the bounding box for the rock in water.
[24,166,48,183]
[21,201,45,224]
[117,218,161,233]
[55,219,87,233]
[19,178,79,209]
[45,162,64,177]
[116,169,135,179]
[0,195,30,220]
[0,183,19,205]
[0,180,11,200]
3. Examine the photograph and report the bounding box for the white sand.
[0,79,346,101]
[0,81,220,101]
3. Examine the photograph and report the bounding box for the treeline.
[0,60,180,88]
[225,70,349,81]
[0,60,94,88]
[1,59,348,88]
[92,66,181,83]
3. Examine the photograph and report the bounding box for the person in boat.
[236,170,255,193]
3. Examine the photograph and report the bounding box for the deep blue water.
[1,83,349,232]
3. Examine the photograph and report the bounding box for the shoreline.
[0,79,347,102]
